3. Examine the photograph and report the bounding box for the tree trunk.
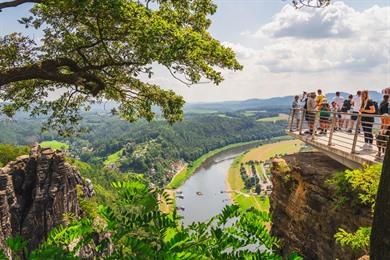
[370,143,390,259]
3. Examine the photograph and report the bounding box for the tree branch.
[0,0,41,11]
[0,58,105,96]
[292,0,330,8]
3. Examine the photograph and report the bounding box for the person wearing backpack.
[340,94,353,131]
[359,90,376,150]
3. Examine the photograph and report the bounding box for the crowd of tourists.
[291,88,390,155]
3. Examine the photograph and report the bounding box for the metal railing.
[287,108,390,162]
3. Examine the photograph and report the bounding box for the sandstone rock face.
[0,146,93,256]
[270,152,372,259]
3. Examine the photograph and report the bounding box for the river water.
[176,142,262,226]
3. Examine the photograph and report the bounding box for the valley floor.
[226,139,303,211]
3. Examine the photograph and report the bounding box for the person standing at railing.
[316,89,325,110]
[300,91,307,105]
[306,92,317,135]
[359,90,376,150]
[377,94,390,158]
[340,95,353,131]
[379,94,390,132]
[348,90,362,133]
[332,92,344,131]
[291,95,301,130]
[319,100,331,135]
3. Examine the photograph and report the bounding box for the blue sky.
[1,0,390,102]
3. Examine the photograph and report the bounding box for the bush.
[0,144,29,167]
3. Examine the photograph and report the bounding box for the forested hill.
[0,110,287,186]
[184,91,383,113]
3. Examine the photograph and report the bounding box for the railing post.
[328,112,337,146]
[289,109,294,131]
[299,109,305,135]
[351,114,361,154]
[311,111,318,140]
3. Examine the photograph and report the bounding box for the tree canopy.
[0,0,242,135]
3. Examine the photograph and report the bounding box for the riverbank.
[227,139,303,211]
[166,139,270,190]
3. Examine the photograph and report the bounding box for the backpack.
[372,101,379,114]
[341,99,351,112]
[320,106,330,118]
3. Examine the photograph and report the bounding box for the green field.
[227,154,269,211]
[257,113,289,122]
[242,139,302,162]
[166,140,263,189]
[227,139,303,211]
[40,140,69,150]
[104,149,124,166]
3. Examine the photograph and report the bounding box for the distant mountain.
[3,91,384,120]
[185,91,384,113]
[184,96,293,113]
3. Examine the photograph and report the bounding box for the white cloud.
[153,2,390,102]
[259,2,356,39]
[250,2,390,73]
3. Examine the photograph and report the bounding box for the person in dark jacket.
[340,94,353,131]
[359,90,376,150]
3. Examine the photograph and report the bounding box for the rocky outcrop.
[270,152,372,260]
[0,146,93,256]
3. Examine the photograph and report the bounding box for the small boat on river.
[196,191,203,196]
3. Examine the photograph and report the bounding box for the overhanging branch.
[0,0,41,11]
[0,58,106,96]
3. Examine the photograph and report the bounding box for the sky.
[1,0,390,103]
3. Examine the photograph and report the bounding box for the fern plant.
[0,178,301,259]
[329,164,382,255]
[335,227,371,254]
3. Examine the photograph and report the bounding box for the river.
[176,142,262,226]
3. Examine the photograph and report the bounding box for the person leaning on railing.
[359,90,376,150]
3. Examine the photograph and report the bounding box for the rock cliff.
[270,152,372,259]
[0,146,93,256]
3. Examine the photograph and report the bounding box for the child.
[376,126,389,159]
[319,101,331,135]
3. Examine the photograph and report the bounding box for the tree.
[370,144,390,259]
[0,0,242,135]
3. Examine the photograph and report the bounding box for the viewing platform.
[286,109,389,169]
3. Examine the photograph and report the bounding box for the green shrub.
[0,178,302,259]
[329,164,382,254]
[328,164,382,210]
[335,227,371,255]
[0,144,29,167]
